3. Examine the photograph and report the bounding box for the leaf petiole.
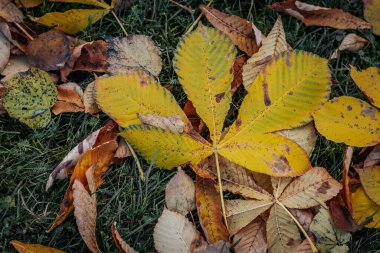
[214,148,228,229]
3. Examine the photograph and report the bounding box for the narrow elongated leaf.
[351,66,380,108]
[121,125,213,169]
[223,50,330,142]
[153,209,206,253]
[200,5,260,56]
[266,203,301,253]
[198,156,273,200]
[279,167,341,208]
[310,208,351,253]
[233,217,267,253]
[31,9,109,34]
[195,177,229,243]
[225,199,273,235]
[352,187,380,228]
[111,222,138,253]
[174,25,236,143]
[243,17,288,90]
[219,132,311,177]
[10,241,66,253]
[314,96,380,147]
[357,167,380,205]
[96,72,188,128]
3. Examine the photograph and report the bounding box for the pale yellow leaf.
[352,186,380,228]
[351,66,380,108]
[271,177,293,199]
[10,240,66,253]
[243,16,288,90]
[225,199,273,235]
[357,167,380,205]
[279,167,342,209]
[314,96,380,147]
[153,209,206,253]
[174,24,236,143]
[364,0,380,35]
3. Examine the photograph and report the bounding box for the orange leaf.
[10,240,65,253]
[269,0,371,30]
[200,4,262,56]
[195,176,229,244]
[47,139,118,232]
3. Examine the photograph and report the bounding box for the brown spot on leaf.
[347,105,352,111]
[235,118,242,130]
[140,79,147,87]
[265,154,292,174]
[288,91,294,95]
[263,79,271,106]
[78,142,84,154]
[215,92,225,103]
[317,181,330,194]
[361,106,377,120]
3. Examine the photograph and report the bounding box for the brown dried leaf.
[111,222,138,253]
[289,208,314,231]
[73,166,101,253]
[10,240,66,253]
[114,138,131,159]
[195,177,229,243]
[200,4,261,56]
[364,143,380,167]
[52,82,85,115]
[331,33,368,59]
[342,146,354,212]
[0,0,24,23]
[279,167,342,209]
[233,217,267,253]
[195,240,231,253]
[0,27,10,73]
[83,80,101,114]
[328,197,362,232]
[52,100,84,115]
[139,114,185,133]
[26,29,71,71]
[153,209,207,253]
[269,0,371,30]
[231,55,248,94]
[1,55,30,82]
[107,35,162,76]
[165,167,195,215]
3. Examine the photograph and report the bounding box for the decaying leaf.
[314,96,380,147]
[10,240,66,253]
[200,5,261,56]
[351,66,380,109]
[52,82,85,115]
[269,0,371,30]
[243,16,288,90]
[73,166,101,253]
[352,186,380,228]
[15,0,43,8]
[0,28,10,73]
[195,177,229,243]
[233,216,267,253]
[289,208,314,231]
[2,68,57,129]
[113,138,131,163]
[139,114,185,133]
[1,55,30,82]
[277,123,317,157]
[30,9,109,35]
[310,208,351,253]
[364,143,380,167]
[47,139,118,232]
[330,34,368,60]
[106,35,162,76]
[26,29,71,71]
[195,240,231,253]
[357,167,380,205]
[0,0,24,23]
[165,167,195,215]
[328,197,362,232]
[342,146,354,212]
[231,55,248,94]
[363,0,380,35]
[153,209,206,253]
[111,222,138,253]
[83,80,101,114]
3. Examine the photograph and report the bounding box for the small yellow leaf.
[352,186,380,228]
[223,50,330,141]
[121,125,213,169]
[30,9,109,34]
[314,96,380,147]
[364,0,380,35]
[95,72,188,128]
[10,240,66,253]
[351,66,380,108]
[174,25,236,143]
[357,167,380,205]
[219,132,311,177]
[49,0,110,9]
[243,16,288,90]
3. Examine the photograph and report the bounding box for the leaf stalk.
[214,148,228,229]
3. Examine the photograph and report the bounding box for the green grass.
[1,0,380,252]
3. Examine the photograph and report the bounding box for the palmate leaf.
[95,71,188,127]
[121,125,213,169]
[174,24,236,143]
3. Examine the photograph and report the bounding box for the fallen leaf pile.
[3,1,380,252]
